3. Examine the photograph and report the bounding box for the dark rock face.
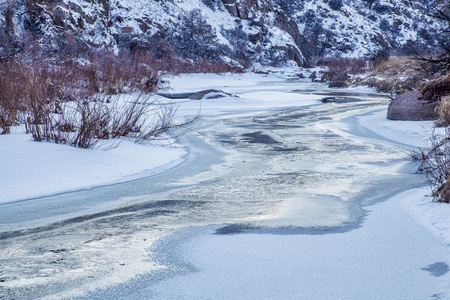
[274,10,302,45]
[222,0,273,20]
[221,0,304,65]
[387,90,438,121]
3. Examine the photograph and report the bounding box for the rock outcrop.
[188,89,237,100]
[222,0,273,20]
[221,0,304,65]
[1,0,305,66]
[0,0,442,66]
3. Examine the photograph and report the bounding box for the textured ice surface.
[1,72,449,299]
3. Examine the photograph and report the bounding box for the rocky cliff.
[0,0,443,66]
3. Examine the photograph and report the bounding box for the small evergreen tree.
[412,2,450,71]
[328,0,343,11]
[361,0,376,10]
[171,9,221,60]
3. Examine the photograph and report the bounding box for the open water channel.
[0,77,426,299]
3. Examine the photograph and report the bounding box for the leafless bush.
[0,62,22,134]
[435,96,450,127]
[0,50,223,147]
[141,55,243,74]
[19,61,60,141]
[415,127,450,203]
[24,94,193,149]
[0,60,59,136]
[52,52,163,96]
[317,57,367,82]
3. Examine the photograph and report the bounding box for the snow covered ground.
[0,72,323,205]
[134,187,450,300]
[2,71,450,299]
[0,132,187,204]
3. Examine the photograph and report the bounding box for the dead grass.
[353,56,429,94]
[435,96,450,127]
[422,73,450,101]
[373,56,421,75]
[1,50,228,147]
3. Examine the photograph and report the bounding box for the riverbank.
[2,71,450,299]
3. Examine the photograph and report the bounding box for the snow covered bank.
[0,130,186,204]
[357,108,435,148]
[358,108,450,247]
[143,187,450,300]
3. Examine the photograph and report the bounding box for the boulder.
[387,90,438,121]
[187,89,237,100]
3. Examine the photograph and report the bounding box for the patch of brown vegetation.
[422,73,450,101]
[435,96,450,126]
[353,56,426,94]
[317,57,367,83]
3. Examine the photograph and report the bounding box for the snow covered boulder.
[387,91,438,121]
[187,89,238,100]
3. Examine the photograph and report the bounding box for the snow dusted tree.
[202,0,218,11]
[172,9,221,60]
[361,0,376,10]
[426,2,450,70]
[410,1,450,71]
[0,1,24,62]
[328,0,343,11]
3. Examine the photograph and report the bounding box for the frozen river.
[1,73,449,299]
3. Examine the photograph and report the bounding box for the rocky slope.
[0,0,444,66]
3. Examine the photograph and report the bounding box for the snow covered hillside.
[0,0,444,66]
[276,0,440,61]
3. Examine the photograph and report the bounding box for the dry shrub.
[317,57,367,74]
[435,96,450,127]
[421,73,450,101]
[317,57,367,82]
[0,56,183,148]
[55,52,241,97]
[53,52,163,96]
[0,62,22,134]
[0,60,59,135]
[355,56,426,93]
[416,127,450,203]
[25,94,191,149]
[356,77,420,94]
[85,52,161,94]
[373,57,416,74]
[0,49,239,147]
[146,56,243,74]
